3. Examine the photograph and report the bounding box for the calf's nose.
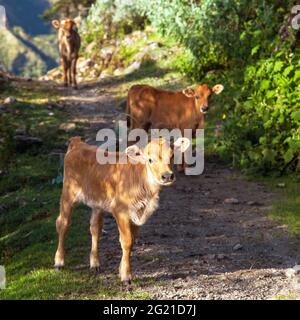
[162,172,175,183]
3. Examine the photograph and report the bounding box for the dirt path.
[52,78,300,300]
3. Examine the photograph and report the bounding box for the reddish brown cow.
[54,136,190,284]
[126,83,224,132]
[52,18,81,89]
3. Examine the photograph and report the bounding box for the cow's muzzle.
[200,106,209,114]
[161,172,175,185]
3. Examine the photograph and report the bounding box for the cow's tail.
[67,136,82,153]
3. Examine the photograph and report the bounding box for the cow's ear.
[174,137,190,153]
[125,145,147,163]
[73,17,81,26]
[182,88,195,98]
[52,20,60,29]
[212,84,224,95]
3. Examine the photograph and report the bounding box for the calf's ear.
[212,84,224,95]
[125,145,147,163]
[174,137,190,153]
[182,87,195,98]
[52,20,60,29]
[73,17,81,26]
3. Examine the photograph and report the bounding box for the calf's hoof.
[55,265,64,272]
[122,279,131,287]
[90,266,101,274]
[177,165,184,173]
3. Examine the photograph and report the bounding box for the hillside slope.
[0,0,50,36]
[0,0,58,77]
[0,27,57,77]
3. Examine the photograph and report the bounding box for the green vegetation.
[263,177,300,236]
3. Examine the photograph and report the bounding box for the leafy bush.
[220,48,300,174]
[80,0,146,47]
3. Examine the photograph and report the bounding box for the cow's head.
[125,137,190,186]
[182,84,224,114]
[52,18,79,40]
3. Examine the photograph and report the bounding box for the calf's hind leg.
[90,208,104,271]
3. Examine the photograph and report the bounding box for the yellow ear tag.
[222,113,227,120]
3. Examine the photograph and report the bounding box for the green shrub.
[220,48,300,174]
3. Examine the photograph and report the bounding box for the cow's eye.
[149,158,153,164]
[195,96,200,100]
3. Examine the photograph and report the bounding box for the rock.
[224,198,239,204]
[0,104,7,113]
[216,253,228,261]
[14,135,43,152]
[124,61,141,75]
[285,265,300,278]
[113,68,124,76]
[4,96,16,104]
[47,68,62,80]
[59,122,76,132]
[99,70,112,79]
[15,127,26,135]
[86,41,97,54]
[276,183,286,188]
[77,58,95,71]
[247,201,261,206]
[233,243,243,251]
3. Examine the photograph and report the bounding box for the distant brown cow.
[127,84,224,132]
[52,18,81,89]
[54,136,190,284]
[126,84,223,171]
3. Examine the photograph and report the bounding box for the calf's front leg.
[114,212,135,285]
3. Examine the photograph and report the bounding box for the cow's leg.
[54,186,77,269]
[68,62,72,87]
[71,58,78,89]
[114,212,134,284]
[62,58,68,87]
[89,208,104,271]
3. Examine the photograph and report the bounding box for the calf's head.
[125,137,190,186]
[52,18,78,41]
[183,83,224,114]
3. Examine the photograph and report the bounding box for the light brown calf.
[52,18,81,89]
[54,136,189,284]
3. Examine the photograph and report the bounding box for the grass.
[256,176,300,237]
